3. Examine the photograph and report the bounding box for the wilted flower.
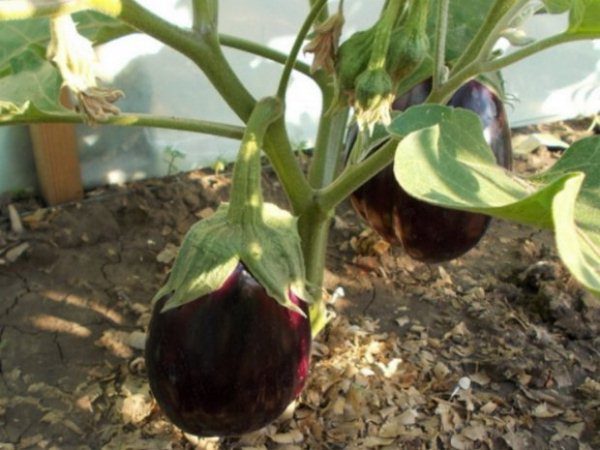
[76,87,124,123]
[303,9,345,74]
[47,14,122,123]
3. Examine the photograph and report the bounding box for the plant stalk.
[227,98,282,224]
[432,0,450,91]
[277,0,328,99]
[220,34,314,78]
[318,138,398,211]
[426,31,592,104]
[0,110,245,138]
[367,0,403,71]
[308,88,350,188]
[191,0,218,35]
[298,204,334,336]
[309,0,329,22]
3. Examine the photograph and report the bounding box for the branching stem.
[276,0,328,99]
[432,0,450,91]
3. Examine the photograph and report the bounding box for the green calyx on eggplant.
[349,78,513,262]
[146,262,311,437]
[145,98,313,436]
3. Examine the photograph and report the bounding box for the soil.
[0,119,599,449]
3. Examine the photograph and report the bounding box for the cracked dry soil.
[0,131,599,449]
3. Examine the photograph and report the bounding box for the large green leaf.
[444,0,494,62]
[389,105,600,297]
[0,18,51,73]
[567,0,600,36]
[0,46,64,115]
[74,11,134,44]
[536,138,600,292]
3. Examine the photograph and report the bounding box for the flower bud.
[332,27,375,109]
[354,68,394,132]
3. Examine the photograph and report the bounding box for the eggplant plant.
[1,0,599,437]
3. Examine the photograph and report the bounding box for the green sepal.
[155,203,312,315]
[154,205,242,312]
[387,26,429,84]
[242,202,313,316]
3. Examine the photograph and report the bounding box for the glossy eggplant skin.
[145,263,311,437]
[350,79,513,262]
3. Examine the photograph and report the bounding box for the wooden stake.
[29,89,83,205]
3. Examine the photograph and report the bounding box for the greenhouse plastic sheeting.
[0,1,598,195]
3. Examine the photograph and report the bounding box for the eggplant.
[350,79,513,262]
[145,262,311,437]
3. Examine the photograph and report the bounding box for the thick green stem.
[298,204,333,335]
[264,119,314,213]
[308,89,350,188]
[368,0,403,71]
[309,0,329,22]
[191,0,217,35]
[227,98,282,224]
[115,1,255,122]
[432,0,450,90]
[318,138,398,211]
[277,0,328,99]
[476,0,532,64]
[220,34,314,78]
[427,31,592,104]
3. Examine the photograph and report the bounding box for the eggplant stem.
[227,98,283,225]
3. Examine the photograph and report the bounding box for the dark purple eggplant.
[350,78,513,262]
[145,263,311,437]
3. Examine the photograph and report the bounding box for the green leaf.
[0,47,64,114]
[444,0,494,62]
[156,206,243,312]
[242,202,312,314]
[0,18,51,72]
[0,13,131,68]
[567,0,600,36]
[388,104,456,137]
[390,105,600,297]
[73,11,134,44]
[536,137,600,293]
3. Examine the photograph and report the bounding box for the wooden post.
[29,89,83,205]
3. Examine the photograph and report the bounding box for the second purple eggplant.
[349,79,513,263]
